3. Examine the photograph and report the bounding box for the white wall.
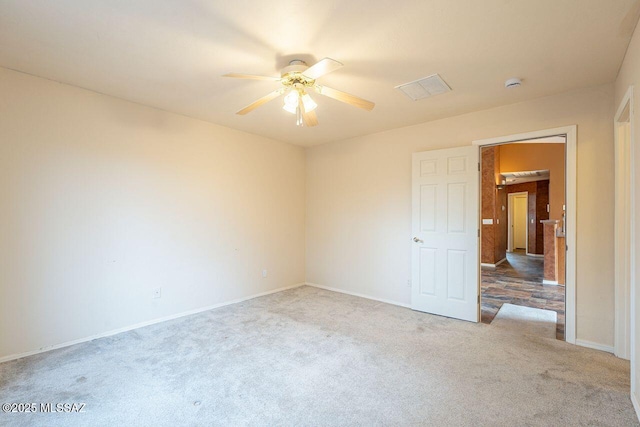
[614,18,640,412]
[0,67,306,360]
[0,60,625,360]
[306,84,615,347]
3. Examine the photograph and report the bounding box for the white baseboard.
[527,253,544,258]
[543,279,559,285]
[632,391,640,423]
[305,282,411,309]
[0,282,306,364]
[575,339,615,354]
[481,258,507,268]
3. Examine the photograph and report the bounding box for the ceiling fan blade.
[297,96,319,127]
[236,89,284,115]
[223,73,281,82]
[302,107,319,127]
[302,58,343,80]
[315,85,375,111]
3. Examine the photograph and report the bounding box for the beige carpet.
[491,303,557,339]
[0,285,637,426]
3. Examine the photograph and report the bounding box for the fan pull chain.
[296,105,303,126]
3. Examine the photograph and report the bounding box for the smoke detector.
[505,78,522,89]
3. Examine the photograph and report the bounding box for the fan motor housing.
[281,60,315,88]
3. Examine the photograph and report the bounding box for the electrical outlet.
[407,279,412,287]
[153,287,162,299]
[262,269,268,278]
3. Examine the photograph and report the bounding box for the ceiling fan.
[223,58,375,127]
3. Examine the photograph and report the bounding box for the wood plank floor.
[481,250,565,340]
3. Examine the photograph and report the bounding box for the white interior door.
[411,146,479,322]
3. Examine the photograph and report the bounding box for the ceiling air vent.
[395,74,451,101]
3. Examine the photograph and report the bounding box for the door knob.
[413,237,423,243]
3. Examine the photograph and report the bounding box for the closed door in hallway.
[513,195,527,250]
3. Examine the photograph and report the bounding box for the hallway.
[481,251,565,339]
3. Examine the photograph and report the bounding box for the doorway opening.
[479,138,567,340]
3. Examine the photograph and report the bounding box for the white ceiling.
[1,0,639,146]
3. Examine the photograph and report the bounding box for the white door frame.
[614,86,635,363]
[507,192,528,253]
[473,125,577,344]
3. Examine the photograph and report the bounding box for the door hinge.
[477,229,480,237]
[478,162,480,172]
[566,245,568,251]
[478,295,480,304]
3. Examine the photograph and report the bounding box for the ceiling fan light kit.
[282,90,299,114]
[300,93,317,112]
[223,58,374,127]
